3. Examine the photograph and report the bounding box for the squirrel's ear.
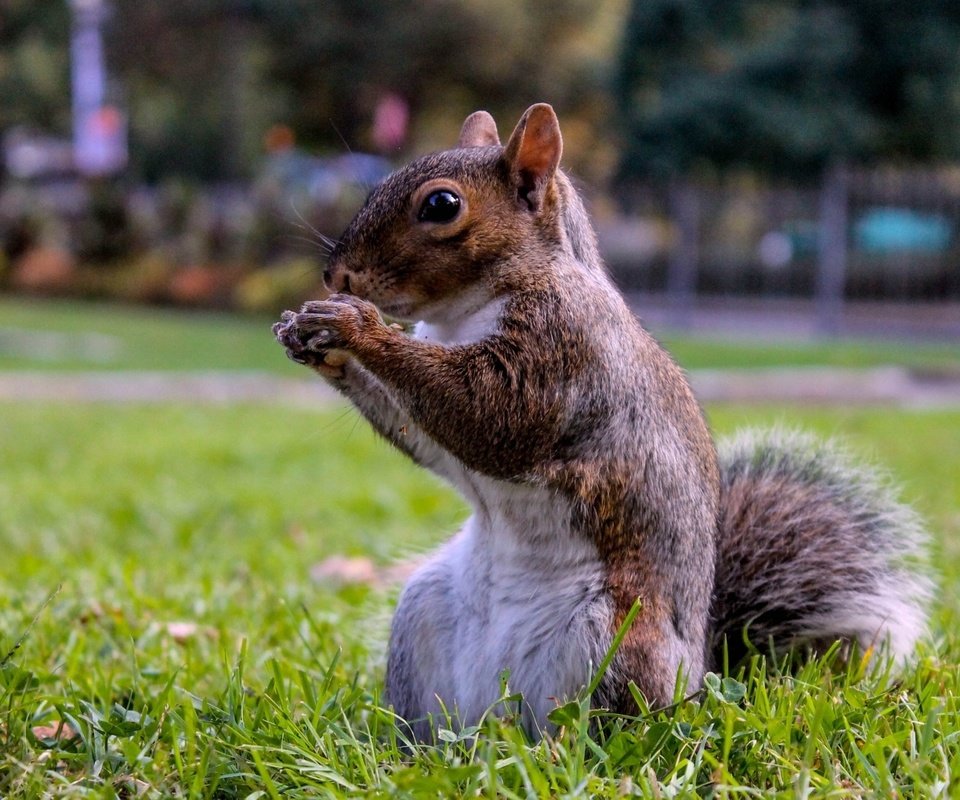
[458,111,500,148]
[502,103,562,211]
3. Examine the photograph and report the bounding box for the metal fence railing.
[603,167,960,333]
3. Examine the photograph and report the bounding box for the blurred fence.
[605,166,960,333]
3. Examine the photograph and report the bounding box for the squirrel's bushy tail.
[710,429,933,668]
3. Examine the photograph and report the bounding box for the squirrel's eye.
[418,190,461,223]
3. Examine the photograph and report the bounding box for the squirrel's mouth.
[376,299,418,322]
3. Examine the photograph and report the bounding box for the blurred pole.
[70,0,126,176]
[668,180,699,329]
[816,164,848,336]
[223,9,250,180]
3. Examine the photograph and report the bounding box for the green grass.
[0,297,300,374]
[666,337,960,371]
[1,401,958,796]
[2,295,959,372]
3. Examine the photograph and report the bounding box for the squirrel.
[274,103,933,740]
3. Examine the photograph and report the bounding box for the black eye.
[418,190,461,223]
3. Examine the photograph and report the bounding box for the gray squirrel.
[274,103,932,740]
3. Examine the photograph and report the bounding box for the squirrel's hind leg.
[385,537,463,742]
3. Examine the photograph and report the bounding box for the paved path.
[0,371,336,406]
[627,295,960,341]
[1,367,959,408]
[690,365,960,408]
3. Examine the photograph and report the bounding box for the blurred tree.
[108,0,623,180]
[110,1,283,181]
[0,0,72,134]
[261,0,619,175]
[615,0,960,183]
[0,0,625,182]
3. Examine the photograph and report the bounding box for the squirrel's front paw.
[273,295,383,375]
[272,310,345,377]
[293,295,382,349]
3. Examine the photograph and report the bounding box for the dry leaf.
[310,554,425,589]
[381,556,424,585]
[165,621,199,641]
[287,523,307,547]
[31,722,77,742]
[118,776,151,796]
[162,621,216,643]
[310,555,379,586]
[78,600,123,624]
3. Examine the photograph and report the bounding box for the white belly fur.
[396,480,613,732]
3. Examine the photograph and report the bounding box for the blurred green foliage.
[616,0,960,182]
[1,0,622,183]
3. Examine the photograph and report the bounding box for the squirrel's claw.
[307,330,334,349]
[284,349,310,365]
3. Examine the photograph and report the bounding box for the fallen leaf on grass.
[380,557,423,585]
[166,621,200,642]
[78,600,104,623]
[118,776,151,796]
[78,600,124,624]
[31,722,78,742]
[287,523,308,547]
[161,621,217,643]
[310,556,379,586]
[310,554,425,589]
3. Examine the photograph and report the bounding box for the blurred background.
[2,0,960,337]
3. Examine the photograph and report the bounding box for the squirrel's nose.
[323,266,353,294]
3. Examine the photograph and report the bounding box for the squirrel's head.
[324,103,567,323]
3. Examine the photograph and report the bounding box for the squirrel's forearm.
[331,360,459,475]
[351,328,562,481]
[330,361,419,459]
